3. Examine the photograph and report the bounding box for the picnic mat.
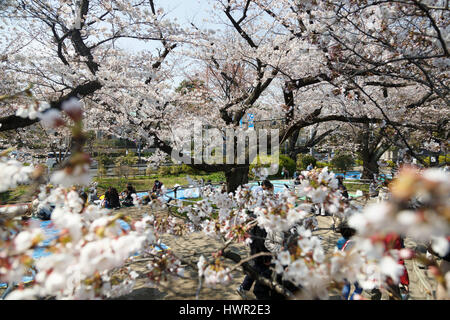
[0,218,169,289]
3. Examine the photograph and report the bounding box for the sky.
[115,0,217,53]
[113,0,219,86]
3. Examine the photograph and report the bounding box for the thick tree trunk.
[359,123,379,180]
[225,166,249,193]
[362,158,379,180]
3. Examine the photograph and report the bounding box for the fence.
[93,163,174,178]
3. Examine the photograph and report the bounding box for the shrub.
[277,154,296,177]
[331,153,354,173]
[249,154,295,179]
[115,152,138,166]
[96,154,114,167]
[249,154,273,179]
[158,165,171,175]
[297,154,317,170]
[316,161,329,168]
[113,165,136,179]
[146,167,156,176]
[170,165,182,175]
[181,164,198,174]
[386,160,396,167]
[207,172,226,182]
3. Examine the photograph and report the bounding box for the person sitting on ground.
[204,179,213,193]
[261,179,274,193]
[306,163,313,171]
[79,190,88,204]
[294,174,304,185]
[384,233,410,299]
[426,237,450,300]
[122,183,136,207]
[142,192,151,205]
[125,182,137,194]
[88,186,99,204]
[152,180,163,195]
[35,203,54,220]
[104,187,121,209]
[337,176,349,199]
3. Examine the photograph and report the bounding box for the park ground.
[113,201,438,300]
[0,178,437,300]
[0,201,438,300]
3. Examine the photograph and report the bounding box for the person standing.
[378,180,390,203]
[427,237,450,300]
[283,168,289,179]
[337,224,363,300]
[236,223,271,299]
[386,233,410,299]
[369,179,379,198]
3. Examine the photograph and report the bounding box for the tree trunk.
[288,128,300,160]
[359,123,379,180]
[362,158,379,180]
[225,166,249,193]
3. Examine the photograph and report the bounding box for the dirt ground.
[1,204,437,300]
[116,205,437,300]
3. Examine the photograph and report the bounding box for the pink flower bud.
[62,98,83,121]
[399,248,414,259]
[39,109,65,128]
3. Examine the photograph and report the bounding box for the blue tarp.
[334,171,363,180]
[1,218,168,289]
[142,176,361,201]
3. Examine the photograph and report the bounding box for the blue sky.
[116,0,216,52]
[115,0,219,86]
[164,0,213,26]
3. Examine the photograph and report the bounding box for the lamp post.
[137,140,141,176]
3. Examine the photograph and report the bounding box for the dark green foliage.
[331,153,354,172]
[297,154,317,170]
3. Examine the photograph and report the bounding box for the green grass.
[94,172,225,194]
[0,185,32,204]
[344,182,369,193]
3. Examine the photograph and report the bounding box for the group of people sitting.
[85,179,164,209]
[141,180,164,205]
[31,180,165,220]
[101,180,165,209]
[91,183,137,209]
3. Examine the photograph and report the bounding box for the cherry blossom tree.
[0,1,449,300]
